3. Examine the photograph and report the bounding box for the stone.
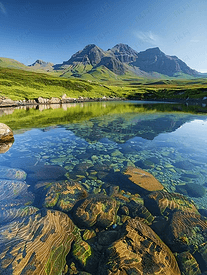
[44,180,88,211]
[0,166,27,181]
[73,195,118,228]
[166,211,207,252]
[177,251,201,275]
[124,166,164,192]
[0,179,34,209]
[49,97,60,104]
[165,211,207,253]
[0,123,14,143]
[0,209,79,275]
[99,218,181,275]
[176,183,206,198]
[146,190,199,216]
[27,164,67,182]
[0,141,13,154]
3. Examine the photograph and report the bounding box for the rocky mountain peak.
[64,44,106,66]
[108,43,138,62]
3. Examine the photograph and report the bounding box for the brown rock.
[100,218,181,275]
[124,166,164,191]
[166,211,207,252]
[0,209,79,275]
[146,190,199,216]
[44,180,88,211]
[0,141,13,154]
[0,123,14,143]
[73,195,118,228]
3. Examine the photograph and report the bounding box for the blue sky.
[0,0,207,72]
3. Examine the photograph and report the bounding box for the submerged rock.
[176,182,206,198]
[73,195,118,228]
[27,164,67,182]
[44,180,88,211]
[0,209,79,275]
[99,218,181,275]
[124,166,164,192]
[0,123,14,143]
[0,179,34,208]
[166,211,207,252]
[146,190,199,216]
[0,166,27,181]
[177,251,201,275]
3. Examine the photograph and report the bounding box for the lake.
[0,100,207,274]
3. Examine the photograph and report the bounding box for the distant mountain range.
[1,44,206,80]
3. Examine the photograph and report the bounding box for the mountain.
[107,43,138,63]
[132,47,199,77]
[62,44,107,67]
[1,44,204,80]
[29,59,54,72]
[54,44,201,79]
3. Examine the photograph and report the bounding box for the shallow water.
[0,100,207,273]
[0,101,207,209]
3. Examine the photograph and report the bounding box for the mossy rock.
[166,211,207,253]
[73,195,118,228]
[44,180,88,211]
[177,251,201,275]
[119,200,154,225]
[0,209,79,275]
[146,190,199,216]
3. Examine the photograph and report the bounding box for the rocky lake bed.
[0,101,207,274]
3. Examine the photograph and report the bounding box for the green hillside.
[0,67,207,102]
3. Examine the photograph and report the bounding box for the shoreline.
[0,95,207,109]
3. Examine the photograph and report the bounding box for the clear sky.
[0,0,207,72]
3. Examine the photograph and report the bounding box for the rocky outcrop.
[99,218,181,275]
[108,43,138,62]
[0,209,79,275]
[95,56,126,75]
[146,190,199,216]
[0,123,14,143]
[63,44,106,66]
[73,195,118,228]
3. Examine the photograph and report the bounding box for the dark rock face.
[108,43,138,63]
[132,47,198,77]
[95,56,126,75]
[64,44,106,66]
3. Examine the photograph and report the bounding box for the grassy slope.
[0,66,207,102]
[0,67,121,100]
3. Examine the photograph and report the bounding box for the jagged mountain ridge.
[132,47,198,77]
[53,43,200,78]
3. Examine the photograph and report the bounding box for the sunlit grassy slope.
[0,67,207,101]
